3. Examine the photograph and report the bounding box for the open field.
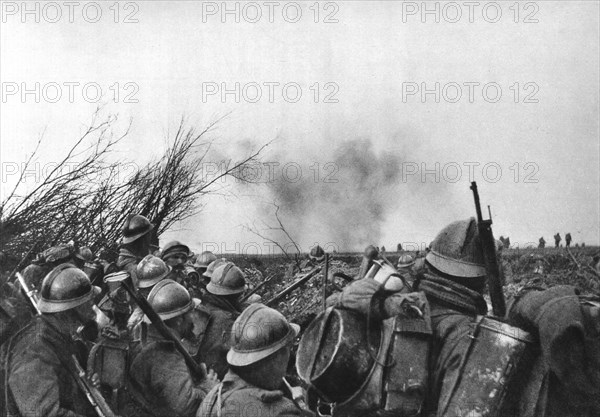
[230,246,600,328]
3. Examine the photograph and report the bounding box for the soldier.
[3,264,100,417]
[73,246,94,269]
[161,240,190,284]
[191,251,217,294]
[298,218,599,417]
[554,232,561,248]
[194,251,217,277]
[198,263,249,379]
[20,245,75,293]
[309,245,325,263]
[0,279,35,346]
[565,232,572,247]
[127,255,171,335]
[198,303,311,417]
[396,253,415,269]
[202,257,230,284]
[118,214,154,289]
[128,279,217,417]
[539,236,546,248]
[396,253,416,284]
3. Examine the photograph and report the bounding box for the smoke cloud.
[240,137,448,251]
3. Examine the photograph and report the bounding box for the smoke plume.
[255,138,411,251]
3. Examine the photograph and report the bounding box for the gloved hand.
[333,278,430,321]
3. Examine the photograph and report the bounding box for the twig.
[566,248,581,269]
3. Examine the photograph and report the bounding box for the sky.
[1,1,599,254]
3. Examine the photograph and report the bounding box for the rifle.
[15,272,41,315]
[71,354,120,417]
[322,253,329,312]
[266,265,322,307]
[239,272,276,303]
[283,377,309,411]
[470,181,506,317]
[110,274,208,380]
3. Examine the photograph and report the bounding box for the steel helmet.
[425,218,486,278]
[161,241,190,260]
[74,246,94,262]
[122,214,154,244]
[144,279,193,322]
[227,303,300,367]
[194,251,217,270]
[309,245,325,262]
[206,263,246,296]
[396,254,415,269]
[38,264,100,313]
[137,255,171,289]
[43,245,73,264]
[203,258,230,279]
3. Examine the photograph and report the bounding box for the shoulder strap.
[216,383,223,417]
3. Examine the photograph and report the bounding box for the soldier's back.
[198,294,241,379]
[199,370,304,417]
[4,315,95,417]
[128,327,207,417]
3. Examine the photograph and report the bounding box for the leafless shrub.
[1,110,268,264]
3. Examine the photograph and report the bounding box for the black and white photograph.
[1,1,599,416]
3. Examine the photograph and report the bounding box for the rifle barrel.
[470,182,483,222]
[71,355,118,417]
[266,266,322,307]
[240,273,276,302]
[470,181,506,317]
[322,254,329,312]
[15,272,41,315]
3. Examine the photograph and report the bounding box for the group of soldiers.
[538,232,575,248]
[1,213,599,417]
[1,214,307,417]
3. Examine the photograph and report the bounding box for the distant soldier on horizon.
[554,233,561,248]
[565,233,572,248]
[539,236,546,248]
